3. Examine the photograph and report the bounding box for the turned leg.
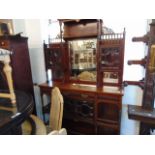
[2,55,16,104]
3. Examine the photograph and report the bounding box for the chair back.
[49,87,63,130]
[48,128,67,135]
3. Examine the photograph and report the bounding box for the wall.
[13,19,47,119]
[13,19,149,134]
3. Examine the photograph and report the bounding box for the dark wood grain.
[41,19,125,135]
[0,91,34,135]
[0,35,34,95]
[39,82,123,134]
[0,34,35,113]
[128,105,155,124]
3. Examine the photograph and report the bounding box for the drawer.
[0,40,9,49]
[62,91,95,100]
[97,122,119,135]
[97,95,121,105]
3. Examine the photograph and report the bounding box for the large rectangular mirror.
[69,39,97,82]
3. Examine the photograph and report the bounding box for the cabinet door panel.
[63,96,94,120]
[97,101,120,122]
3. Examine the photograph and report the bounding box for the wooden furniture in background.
[126,21,155,134]
[41,19,125,135]
[0,48,16,104]
[0,19,14,35]
[39,82,123,135]
[0,91,34,135]
[0,34,34,97]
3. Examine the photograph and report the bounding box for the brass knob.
[1,42,4,46]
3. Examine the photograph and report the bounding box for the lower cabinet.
[63,119,95,135]
[62,91,122,135]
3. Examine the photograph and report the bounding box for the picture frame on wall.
[0,19,13,35]
[0,22,9,35]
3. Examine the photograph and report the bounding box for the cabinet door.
[63,95,94,121]
[97,101,120,123]
[62,91,95,134]
[44,43,69,81]
[97,95,121,123]
[96,95,122,135]
[97,32,125,87]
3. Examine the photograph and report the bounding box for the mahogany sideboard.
[41,19,125,135]
[39,81,123,135]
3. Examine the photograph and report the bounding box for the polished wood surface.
[42,19,125,134]
[0,90,34,134]
[128,57,147,68]
[62,19,102,40]
[0,34,35,113]
[39,82,123,95]
[39,81,123,135]
[0,34,34,96]
[128,105,155,124]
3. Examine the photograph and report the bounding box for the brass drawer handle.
[0,41,5,46]
[49,61,53,65]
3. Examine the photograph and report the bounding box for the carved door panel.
[97,32,125,87]
[44,43,68,81]
[100,47,121,70]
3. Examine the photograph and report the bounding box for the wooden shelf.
[128,104,155,124]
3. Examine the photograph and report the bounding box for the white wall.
[13,19,149,134]
[13,19,47,119]
[13,19,47,84]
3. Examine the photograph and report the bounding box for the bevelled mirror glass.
[69,39,97,82]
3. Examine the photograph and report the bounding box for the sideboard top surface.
[39,81,124,96]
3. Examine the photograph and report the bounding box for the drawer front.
[97,94,121,103]
[97,122,119,135]
[62,91,95,100]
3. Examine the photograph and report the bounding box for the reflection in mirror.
[69,39,97,82]
[103,72,119,84]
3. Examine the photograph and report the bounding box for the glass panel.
[69,39,97,82]
[103,72,119,84]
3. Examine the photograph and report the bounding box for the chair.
[22,86,66,135]
[48,128,67,135]
[49,86,63,131]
